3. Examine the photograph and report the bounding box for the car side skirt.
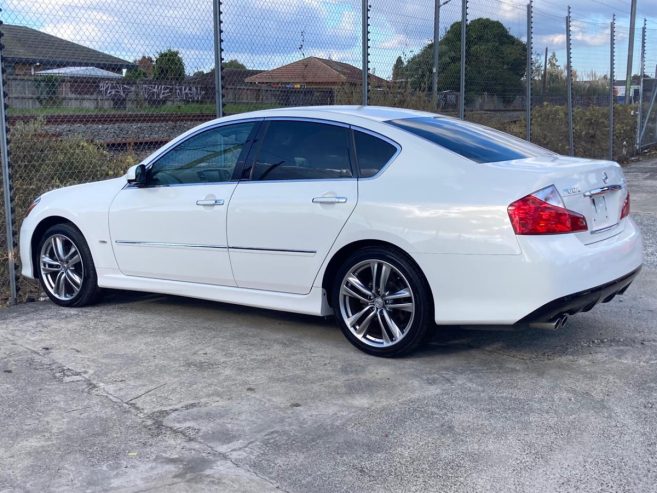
[97,272,334,317]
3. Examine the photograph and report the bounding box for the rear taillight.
[620,191,630,219]
[508,185,588,235]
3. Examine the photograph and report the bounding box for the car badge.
[602,171,609,184]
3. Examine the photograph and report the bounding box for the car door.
[227,119,358,294]
[109,120,259,285]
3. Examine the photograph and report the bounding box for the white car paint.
[20,105,643,325]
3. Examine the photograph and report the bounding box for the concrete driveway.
[1,160,656,493]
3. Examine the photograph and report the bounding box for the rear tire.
[36,223,101,307]
[332,246,432,357]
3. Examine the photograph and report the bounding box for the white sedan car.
[20,106,642,356]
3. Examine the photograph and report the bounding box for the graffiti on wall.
[98,81,206,102]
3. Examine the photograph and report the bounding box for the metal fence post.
[609,14,615,160]
[0,18,17,305]
[566,6,574,156]
[526,1,532,141]
[432,0,441,106]
[625,0,637,105]
[459,0,467,120]
[361,0,369,105]
[636,18,646,151]
[212,0,224,118]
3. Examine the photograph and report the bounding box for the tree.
[125,56,157,81]
[224,59,246,69]
[153,49,185,81]
[392,56,405,82]
[137,56,154,77]
[400,18,527,102]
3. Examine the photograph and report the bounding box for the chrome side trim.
[264,116,350,128]
[583,184,623,197]
[114,241,316,255]
[590,222,620,235]
[115,240,227,250]
[229,246,316,255]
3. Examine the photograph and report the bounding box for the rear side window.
[387,117,553,164]
[354,130,398,178]
[252,121,352,181]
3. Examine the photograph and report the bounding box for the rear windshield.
[387,117,554,163]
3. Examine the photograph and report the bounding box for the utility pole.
[542,46,548,103]
[432,0,452,107]
[624,0,637,104]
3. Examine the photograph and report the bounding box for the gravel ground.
[0,158,656,493]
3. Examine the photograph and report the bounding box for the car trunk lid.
[491,155,626,244]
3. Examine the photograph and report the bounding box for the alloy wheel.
[338,259,415,348]
[39,234,84,301]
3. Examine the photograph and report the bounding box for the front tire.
[332,247,432,357]
[37,223,101,307]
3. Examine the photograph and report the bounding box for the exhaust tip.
[528,314,569,331]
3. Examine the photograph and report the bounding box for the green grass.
[8,102,280,117]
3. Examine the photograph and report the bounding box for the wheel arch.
[321,239,434,311]
[30,216,82,278]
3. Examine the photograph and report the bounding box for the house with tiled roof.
[0,24,133,76]
[245,56,387,88]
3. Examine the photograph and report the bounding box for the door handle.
[196,199,224,206]
[312,196,347,204]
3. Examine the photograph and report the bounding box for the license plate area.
[589,195,611,231]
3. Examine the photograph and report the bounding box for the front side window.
[149,122,256,186]
[387,117,554,164]
[354,130,398,178]
[252,120,352,181]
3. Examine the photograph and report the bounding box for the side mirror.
[126,163,147,186]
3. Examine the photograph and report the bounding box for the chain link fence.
[0,0,655,305]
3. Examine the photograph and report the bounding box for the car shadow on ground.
[96,288,584,360]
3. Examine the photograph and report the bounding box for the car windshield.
[387,116,554,164]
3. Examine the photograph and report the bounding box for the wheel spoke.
[65,269,82,289]
[346,275,374,299]
[383,288,411,301]
[68,253,81,266]
[378,263,391,295]
[377,310,392,344]
[346,305,374,329]
[382,310,404,340]
[370,262,379,293]
[63,244,77,261]
[41,254,60,267]
[355,308,376,338]
[386,302,414,313]
[55,271,66,297]
[341,285,370,304]
[53,236,66,262]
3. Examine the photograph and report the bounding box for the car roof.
[218,105,439,125]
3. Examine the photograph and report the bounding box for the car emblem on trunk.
[602,171,609,184]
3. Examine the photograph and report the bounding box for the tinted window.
[252,121,352,181]
[149,122,256,185]
[354,131,397,177]
[388,117,553,164]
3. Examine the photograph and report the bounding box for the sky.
[4,0,657,81]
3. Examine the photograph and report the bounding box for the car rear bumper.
[515,266,641,325]
[416,217,643,325]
